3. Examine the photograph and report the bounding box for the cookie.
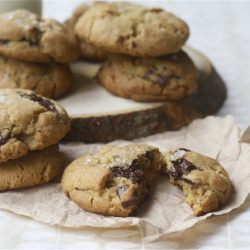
[66,3,108,61]
[165,148,232,216]
[0,56,72,99]
[75,2,189,57]
[0,9,80,63]
[97,51,198,102]
[0,145,64,191]
[0,89,70,162]
[61,144,165,216]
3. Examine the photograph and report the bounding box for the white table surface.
[1,1,250,249]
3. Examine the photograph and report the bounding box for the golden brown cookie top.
[165,148,232,216]
[0,9,80,63]
[75,2,189,57]
[65,3,108,61]
[0,89,70,162]
[61,144,164,216]
[0,56,72,99]
[98,51,198,102]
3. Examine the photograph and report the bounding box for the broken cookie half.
[61,144,165,217]
[165,148,232,216]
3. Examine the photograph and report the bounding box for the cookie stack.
[0,89,70,191]
[0,9,80,99]
[74,2,198,102]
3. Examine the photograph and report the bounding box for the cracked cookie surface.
[75,2,189,57]
[165,148,232,216]
[66,3,108,62]
[61,144,165,216]
[0,56,72,99]
[97,51,198,102]
[0,9,80,63]
[0,89,70,162]
[0,145,64,191]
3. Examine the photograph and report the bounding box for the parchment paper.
[0,116,250,242]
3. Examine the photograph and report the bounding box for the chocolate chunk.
[0,40,8,45]
[132,41,137,48]
[121,197,138,208]
[145,150,154,160]
[156,77,167,86]
[28,26,42,45]
[0,131,10,145]
[143,71,153,81]
[20,93,57,114]
[116,185,128,199]
[111,160,145,184]
[182,178,194,185]
[143,71,167,86]
[178,148,190,152]
[130,168,144,183]
[150,8,163,13]
[173,158,196,172]
[169,158,196,180]
[171,75,181,81]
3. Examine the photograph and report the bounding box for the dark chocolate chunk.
[177,148,191,152]
[182,178,194,185]
[20,93,58,114]
[28,26,42,45]
[0,40,8,45]
[169,158,196,180]
[111,160,145,184]
[132,41,137,48]
[145,150,154,160]
[143,71,167,87]
[150,8,163,13]
[116,185,128,199]
[143,71,153,81]
[121,197,138,208]
[156,77,167,86]
[130,168,144,183]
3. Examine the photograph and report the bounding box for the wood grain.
[63,47,226,142]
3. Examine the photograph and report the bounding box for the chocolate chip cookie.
[0,56,72,99]
[65,3,108,62]
[0,145,64,191]
[97,51,198,102]
[0,9,80,63]
[0,89,70,162]
[75,2,189,57]
[61,144,165,217]
[165,148,232,216]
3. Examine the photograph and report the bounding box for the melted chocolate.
[111,160,145,184]
[142,71,167,87]
[157,77,167,86]
[145,150,154,160]
[182,178,194,185]
[169,158,196,180]
[20,93,58,114]
[178,148,191,152]
[121,197,138,208]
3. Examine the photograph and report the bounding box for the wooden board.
[60,47,227,142]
